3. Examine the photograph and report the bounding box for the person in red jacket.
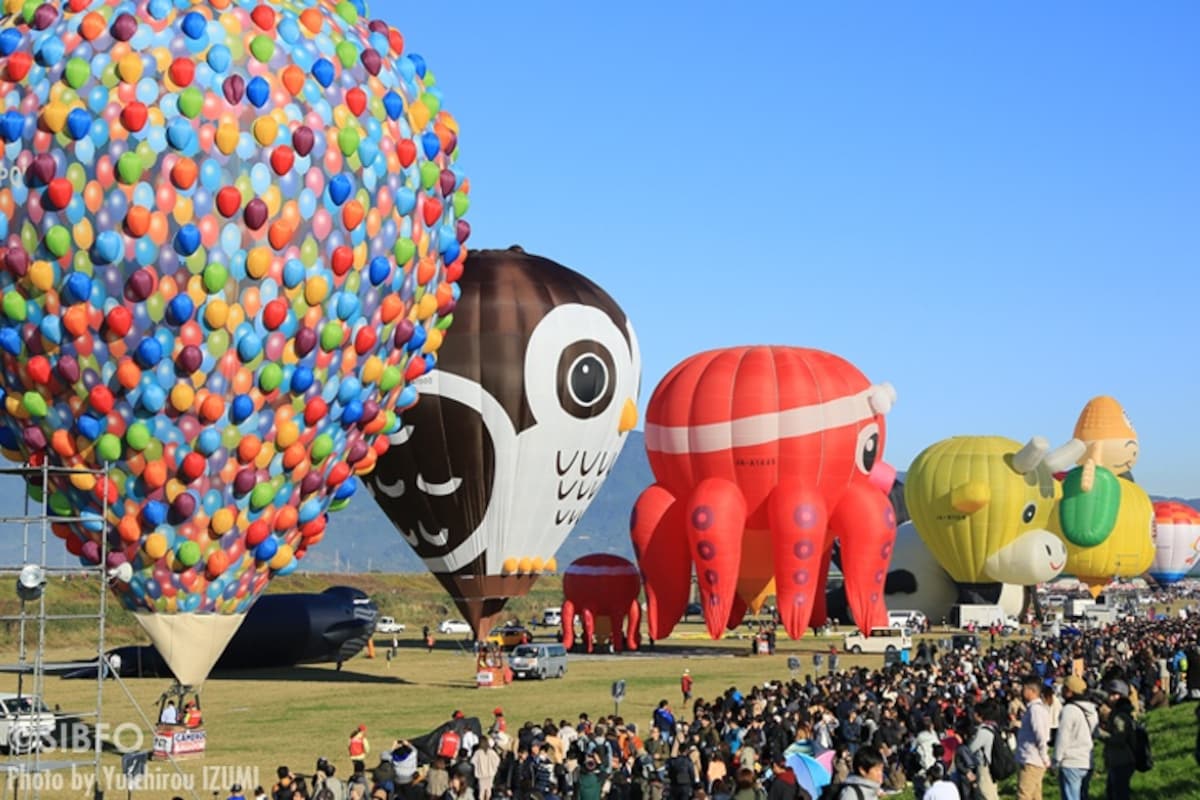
[348,725,369,775]
[681,670,694,703]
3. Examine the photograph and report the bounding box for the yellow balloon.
[905,436,1066,585]
[1055,478,1155,585]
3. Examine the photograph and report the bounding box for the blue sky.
[384,1,1200,496]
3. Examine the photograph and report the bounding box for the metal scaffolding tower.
[0,462,109,800]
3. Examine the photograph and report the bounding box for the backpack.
[818,783,866,800]
[437,730,461,759]
[1133,720,1153,772]
[988,727,1017,782]
[313,786,335,800]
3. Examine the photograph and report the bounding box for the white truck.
[0,694,55,753]
[375,617,405,634]
[954,604,1019,634]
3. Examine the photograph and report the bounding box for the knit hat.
[1064,675,1087,695]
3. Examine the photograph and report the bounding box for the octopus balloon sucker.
[632,346,900,640]
[0,0,468,686]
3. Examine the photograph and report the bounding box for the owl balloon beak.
[618,398,638,433]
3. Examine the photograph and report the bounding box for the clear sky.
[382,1,1200,496]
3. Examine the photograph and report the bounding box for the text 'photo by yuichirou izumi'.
[631,346,900,641]
[364,247,641,637]
[0,0,468,687]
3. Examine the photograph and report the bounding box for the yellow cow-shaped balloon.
[905,436,1082,585]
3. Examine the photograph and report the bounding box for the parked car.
[541,608,562,627]
[437,619,472,636]
[887,609,926,630]
[0,694,54,753]
[684,602,702,618]
[486,625,532,648]
[843,627,912,654]
[509,643,568,680]
[376,617,405,634]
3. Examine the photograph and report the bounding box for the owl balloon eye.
[557,342,616,419]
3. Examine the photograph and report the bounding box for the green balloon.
[329,497,350,512]
[203,263,229,294]
[1059,466,1121,547]
[310,434,334,463]
[300,237,319,267]
[420,92,441,116]
[49,492,72,517]
[380,366,402,392]
[22,391,46,417]
[452,191,470,218]
[420,162,439,190]
[436,314,454,331]
[250,483,276,510]
[45,226,70,257]
[125,423,151,451]
[146,293,165,323]
[178,87,203,119]
[320,322,344,351]
[393,238,415,266]
[96,433,121,462]
[222,426,241,450]
[207,329,230,357]
[144,439,163,462]
[259,363,283,392]
[335,40,358,69]
[176,541,201,567]
[116,152,144,184]
[249,35,275,63]
[338,127,360,157]
[335,0,358,23]
[64,58,90,89]
[66,163,87,191]
[3,292,27,321]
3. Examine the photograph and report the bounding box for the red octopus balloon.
[630,346,899,640]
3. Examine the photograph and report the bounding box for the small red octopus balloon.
[630,346,899,640]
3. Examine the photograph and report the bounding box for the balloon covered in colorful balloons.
[0,0,468,684]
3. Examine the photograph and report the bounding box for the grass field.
[0,574,1194,800]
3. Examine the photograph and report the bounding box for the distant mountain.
[0,440,1195,575]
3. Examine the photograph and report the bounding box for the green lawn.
[0,574,1196,800]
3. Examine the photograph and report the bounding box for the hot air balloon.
[631,346,900,641]
[365,247,641,636]
[561,554,641,653]
[1055,397,1139,548]
[1150,502,1200,585]
[0,0,467,687]
[1052,478,1155,597]
[905,436,1081,593]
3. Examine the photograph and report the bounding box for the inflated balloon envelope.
[366,247,641,636]
[905,436,1083,588]
[0,0,467,685]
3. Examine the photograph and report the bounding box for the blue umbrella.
[785,752,833,798]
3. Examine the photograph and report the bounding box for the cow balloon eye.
[855,423,880,475]
[1022,503,1037,524]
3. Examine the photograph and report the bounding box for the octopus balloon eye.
[1022,502,1037,524]
[855,423,881,475]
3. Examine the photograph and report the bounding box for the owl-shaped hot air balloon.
[365,247,641,636]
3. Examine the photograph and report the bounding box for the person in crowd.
[1098,679,1136,800]
[1016,674,1051,800]
[349,726,370,775]
[1053,675,1097,800]
[834,745,884,800]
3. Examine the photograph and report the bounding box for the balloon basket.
[152,724,207,759]
[475,666,511,688]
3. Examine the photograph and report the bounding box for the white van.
[541,608,562,627]
[887,610,925,630]
[509,643,568,680]
[843,627,912,654]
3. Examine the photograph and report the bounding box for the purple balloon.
[29,153,56,185]
[110,13,137,41]
[455,219,470,243]
[294,327,316,357]
[243,199,268,230]
[439,169,456,196]
[347,441,368,463]
[300,472,323,495]
[223,75,245,105]
[176,345,203,374]
[124,269,155,302]
[292,126,314,157]
[233,469,257,495]
[57,355,80,384]
[32,3,57,30]
[361,49,382,76]
[171,492,196,520]
[22,427,46,450]
[81,540,100,565]
[393,319,414,346]
[360,399,379,424]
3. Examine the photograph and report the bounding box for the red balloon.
[561,554,641,653]
[631,346,898,639]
